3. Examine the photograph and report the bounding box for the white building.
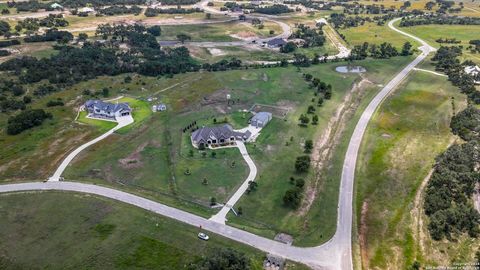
[465,65,480,84]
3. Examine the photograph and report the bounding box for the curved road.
[0,18,436,270]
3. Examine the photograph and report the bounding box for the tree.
[188,149,194,157]
[283,187,302,208]
[177,33,191,44]
[295,155,311,173]
[307,105,315,114]
[246,181,258,194]
[202,177,208,185]
[401,41,413,56]
[205,13,212,19]
[211,151,216,158]
[295,178,305,188]
[237,206,243,215]
[210,197,216,205]
[299,114,310,125]
[304,139,313,153]
[312,114,319,125]
[317,97,324,107]
[147,25,161,36]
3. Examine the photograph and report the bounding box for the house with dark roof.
[249,111,272,128]
[85,100,131,120]
[191,124,251,148]
[267,38,287,48]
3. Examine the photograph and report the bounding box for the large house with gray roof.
[191,124,251,148]
[85,100,131,120]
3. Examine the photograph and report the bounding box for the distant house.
[465,65,480,84]
[79,7,95,13]
[249,111,272,128]
[50,3,63,9]
[85,100,131,120]
[267,38,287,48]
[191,124,251,148]
[152,103,167,112]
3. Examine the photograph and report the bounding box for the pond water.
[335,65,366,73]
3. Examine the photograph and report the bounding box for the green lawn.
[0,192,271,269]
[353,70,473,269]
[77,111,117,133]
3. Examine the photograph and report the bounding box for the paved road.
[0,18,436,270]
[48,115,134,181]
[210,141,258,224]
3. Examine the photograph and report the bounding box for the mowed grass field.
[394,22,480,62]
[0,192,289,269]
[353,70,474,269]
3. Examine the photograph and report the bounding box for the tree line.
[399,15,480,27]
[145,7,202,17]
[423,47,480,241]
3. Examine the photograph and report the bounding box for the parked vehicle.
[198,232,209,241]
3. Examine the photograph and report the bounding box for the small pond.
[335,65,366,73]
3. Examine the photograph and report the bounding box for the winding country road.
[0,18,436,269]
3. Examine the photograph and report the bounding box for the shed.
[249,111,272,128]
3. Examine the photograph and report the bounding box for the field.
[160,21,282,42]
[353,69,477,269]
[63,64,358,219]
[224,56,415,245]
[395,23,480,62]
[338,22,419,49]
[0,192,305,269]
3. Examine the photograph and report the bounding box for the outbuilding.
[249,111,272,128]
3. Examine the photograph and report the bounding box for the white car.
[198,232,209,241]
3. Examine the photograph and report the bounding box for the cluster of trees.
[468,39,480,54]
[399,15,480,27]
[450,106,480,142]
[435,37,461,44]
[349,41,412,60]
[58,0,145,8]
[424,140,480,240]
[0,21,10,37]
[16,14,69,32]
[0,39,21,48]
[187,248,252,270]
[98,5,142,16]
[201,58,242,72]
[7,0,51,12]
[6,109,52,135]
[288,24,326,48]
[145,7,202,16]
[158,0,199,5]
[431,46,480,104]
[24,28,73,43]
[0,50,11,57]
[282,153,311,208]
[283,177,306,208]
[0,25,196,86]
[254,4,293,14]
